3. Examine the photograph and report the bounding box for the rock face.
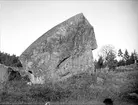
[0,64,22,83]
[19,13,97,83]
[0,64,9,83]
[7,67,22,81]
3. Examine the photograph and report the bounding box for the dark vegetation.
[95,48,138,70]
[0,51,22,67]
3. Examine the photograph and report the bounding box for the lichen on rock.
[19,13,97,84]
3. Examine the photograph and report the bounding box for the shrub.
[108,60,117,70]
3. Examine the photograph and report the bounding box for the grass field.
[0,64,138,105]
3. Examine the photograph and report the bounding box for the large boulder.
[19,13,97,84]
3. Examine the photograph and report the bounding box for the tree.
[118,49,123,59]
[96,56,104,69]
[117,49,125,66]
[128,52,135,64]
[0,51,22,67]
[117,59,125,66]
[123,49,130,65]
[99,45,116,61]
[108,59,118,70]
[133,50,138,64]
[98,44,117,70]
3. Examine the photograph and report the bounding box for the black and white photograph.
[0,0,138,105]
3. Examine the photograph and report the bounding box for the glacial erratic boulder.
[19,13,97,83]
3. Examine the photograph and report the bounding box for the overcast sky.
[0,0,138,59]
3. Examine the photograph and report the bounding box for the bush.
[108,60,117,70]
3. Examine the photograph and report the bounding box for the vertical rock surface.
[19,13,97,83]
[0,64,9,83]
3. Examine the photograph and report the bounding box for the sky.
[0,0,138,60]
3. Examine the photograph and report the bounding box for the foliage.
[95,56,105,69]
[118,49,123,58]
[117,50,137,67]
[126,53,135,65]
[97,45,138,70]
[123,49,130,64]
[0,51,22,67]
[98,44,116,61]
[108,59,117,70]
[98,44,117,69]
[117,59,125,66]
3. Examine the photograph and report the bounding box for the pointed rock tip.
[74,13,84,17]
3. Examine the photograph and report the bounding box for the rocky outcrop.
[19,13,97,84]
[0,64,22,83]
[0,64,9,83]
[7,67,22,81]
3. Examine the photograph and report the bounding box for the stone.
[19,13,97,84]
[7,67,22,81]
[0,64,22,83]
[0,64,9,83]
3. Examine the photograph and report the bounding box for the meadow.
[0,64,138,105]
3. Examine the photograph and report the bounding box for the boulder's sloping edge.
[19,13,97,59]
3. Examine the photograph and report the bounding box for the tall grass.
[0,66,138,104]
[0,72,96,104]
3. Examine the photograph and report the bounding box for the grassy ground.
[0,64,138,105]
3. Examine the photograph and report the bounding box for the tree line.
[94,45,138,70]
[0,46,137,70]
[0,51,22,67]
